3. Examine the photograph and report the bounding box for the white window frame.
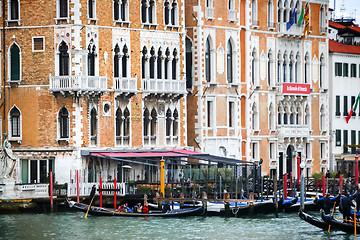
[269,142,275,160]
[206,97,215,128]
[251,0,258,27]
[252,142,259,160]
[55,0,69,24]
[7,41,22,83]
[7,0,20,25]
[228,99,236,128]
[115,105,131,147]
[8,105,22,142]
[89,106,99,147]
[32,36,45,52]
[88,0,98,24]
[57,107,70,141]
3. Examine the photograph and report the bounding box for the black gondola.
[67,199,204,217]
[321,210,360,234]
[298,209,330,230]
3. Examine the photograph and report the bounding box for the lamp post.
[300,161,306,210]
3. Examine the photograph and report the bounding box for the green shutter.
[21,159,28,184]
[10,45,20,81]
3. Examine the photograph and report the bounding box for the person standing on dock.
[89,185,96,203]
[323,193,332,215]
[341,193,354,222]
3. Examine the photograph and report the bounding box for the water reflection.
[0,212,357,240]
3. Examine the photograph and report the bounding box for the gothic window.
[277,52,281,83]
[141,46,147,79]
[290,111,294,124]
[251,48,257,85]
[320,105,325,131]
[227,40,233,83]
[116,107,130,146]
[252,0,258,25]
[320,5,325,31]
[283,112,288,125]
[172,49,177,80]
[88,43,96,76]
[295,53,300,83]
[252,103,258,130]
[90,108,98,145]
[289,54,293,83]
[283,0,289,22]
[278,107,282,125]
[59,41,69,76]
[205,37,211,82]
[268,0,274,27]
[305,105,310,125]
[165,48,170,80]
[164,0,170,25]
[10,0,19,20]
[122,45,128,78]
[157,48,162,79]
[173,109,178,137]
[59,107,69,139]
[269,104,275,130]
[114,0,120,20]
[116,108,122,138]
[9,43,20,81]
[296,107,302,124]
[282,54,287,82]
[148,0,155,24]
[149,47,155,79]
[171,0,178,26]
[143,108,150,138]
[121,0,128,21]
[320,54,325,88]
[150,109,157,143]
[114,44,120,78]
[166,109,172,137]
[185,38,193,89]
[10,107,21,138]
[59,0,68,18]
[141,0,147,23]
[277,0,283,22]
[305,53,310,84]
[268,50,273,86]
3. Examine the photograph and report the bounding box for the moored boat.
[321,210,360,234]
[298,210,330,230]
[67,199,204,217]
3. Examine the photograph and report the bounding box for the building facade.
[329,20,360,175]
[0,0,187,186]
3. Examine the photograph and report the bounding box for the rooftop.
[329,39,360,55]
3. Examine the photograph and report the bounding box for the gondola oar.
[84,196,95,219]
[328,202,336,232]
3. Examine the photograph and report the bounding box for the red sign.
[282,83,310,94]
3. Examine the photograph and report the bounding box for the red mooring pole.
[114,177,117,209]
[284,174,288,199]
[76,170,79,203]
[322,174,326,196]
[356,155,359,187]
[50,171,53,211]
[340,174,343,195]
[297,156,301,186]
[100,177,103,207]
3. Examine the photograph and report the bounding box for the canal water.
[0,211,356,240]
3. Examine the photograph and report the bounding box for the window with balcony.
[207,100,214,128]
[114,45,120,78]
[141,0,156,25]
[343,130,348,153]
[296,107,302,124]
[351,64,357,78]
[88,43,96,76]
[277,0,283,23]
[143,108,157,145]
[267,50,274,86]
[289,54,294,83]
[90,107,98,146]
[251,0,258,26]
[116,107,130,146]
[88,0,96,20]
[282,54,287,82]
[149,47,156,79]
[268,0,274,29]
[290,111,295,124]
[277,52,282,83]
[277,106,282,125]
[205,37,212,83]
[114,0,129,22]
[59,41,69,76]
[172,49,178,80]
[343,63,349,77]
[141,46,147,79]
[165,48,170,80]
[9,43,21,82]
[336,95,341,116]
[57,0,68,19]
[283,111,288,124]
[283,0,289,23]
[335,129,341,146]
[58,107,69,139]
[304,52,310,83]
[9,0,19,21]
[335,62,342,76]
[173,109,178,140]
[343,96,348,116]
[157,48,163,79]
[227,40,234,83]
[122,45,128,78]
[9,106,21,139]
[165,108,179,145]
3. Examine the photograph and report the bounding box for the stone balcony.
[277,22,302,38]
[277,125,311,138]
[49,75,107,96]
[142,78,186,98]
[114,77,138,98]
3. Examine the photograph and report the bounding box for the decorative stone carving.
[1,135,18,180]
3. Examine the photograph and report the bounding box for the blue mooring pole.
[300,169,305,210]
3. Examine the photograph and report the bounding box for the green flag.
[297,5,304,25]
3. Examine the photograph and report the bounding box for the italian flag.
[346,93,360,123]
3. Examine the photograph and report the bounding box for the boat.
[298,210,330,230]
[66,199,204,217]
[231,200,274,217]
[321,210,360,234]
[284,198,317,212]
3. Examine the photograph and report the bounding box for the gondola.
[67,199,204,217]
[298,209,330,230]
[321,210,360,234]
[284,198,317,212]
[231,200,274,217]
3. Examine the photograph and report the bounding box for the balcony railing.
[144,135,157,146]
[49,75,107,93]
[228,9,236,22]
[67,182,127,197]
[277,125,311,138]
[166,136,179,146]
[205,7,214,20]
[277,22,302,37]
[114,77,137,96]
[143,78,186,96]
[116,136,130,146]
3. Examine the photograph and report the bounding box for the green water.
[0,211,356,240]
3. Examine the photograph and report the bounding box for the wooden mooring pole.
[50,171,53,212]
[76,170,79,203]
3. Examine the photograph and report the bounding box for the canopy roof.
[81,149,250,166]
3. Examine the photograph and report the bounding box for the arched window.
[290,108,295,124]
[227,40,233,83]
[269,104,275,130]
[121,45,128,78]
[59,0,68,18]
[90,108,98,145]
[149,47,155,79]
[88,43,96,76]
[277,52,281,83]
[252,104,258,130]
[59,107,69,139]
[295,53,300,83]
[157,48,162,79]
[283,0,289,22]
[173,109,178,137]
[268,50,273,86]
[120,0,128,21]
[305,53,310,83]
[268,0,274,27]
[278,107,282,125]
[205,37,211,82]
[114,44,120,78]
[114,0,120,21]
[148,0,155,24]
[172,49,178,80]
[150,109,157,144]
[282,54,287,82]
[289,54,293,83]
[252,0,258,25]
[123,107,130,144]
[141,0,147,23]
[10,107,21,138]
[143,108,150,138]
[166,109,172,137]
[185,38,193,89]
[10,0,19,20]
[320,5,325,32]
[58,41,69,76]
[296,107,302,124]
[251,48,257,85]
[165,48,170,80]
[164,0,170,25]
[141,46,147,79]
[320,105,325,131]
[116,108,123,139]
[10,43,20,81]
[305,105,310,125]
[277,0,283,22]
[171,0,178,26]
[320,54,325,88]
[284,108,288,124]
